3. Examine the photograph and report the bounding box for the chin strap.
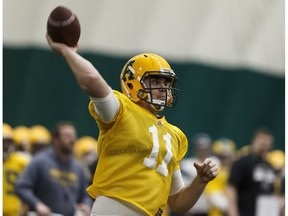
[150,103,165,112]
[147,94,165,111]
[151,104,164,112]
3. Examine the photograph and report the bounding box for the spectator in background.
[15,121,92,216]
[3,123,30,216]
[73,136,98,183]
[179,133,219,216]
[29,125,52,155]
[227,127,276,216]
[205,137,236,216]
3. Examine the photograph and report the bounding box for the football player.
[29,125,52,155]
[3,123,30,216]
[74,136,98,182]
[46,34,218,216]
[205,138,236,216]
[13,125,32,158]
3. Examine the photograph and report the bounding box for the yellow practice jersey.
[3,152,30,216]
[87,90,188,216]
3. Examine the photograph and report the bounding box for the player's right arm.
[46,33,120,122]
[46,33,110,99]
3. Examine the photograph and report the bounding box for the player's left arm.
[168,158,218,214]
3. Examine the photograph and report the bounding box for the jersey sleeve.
[90,89,120,123]
[173,126,188,171]
[88,90,123,130]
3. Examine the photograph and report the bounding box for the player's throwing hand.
[46,33,78,56]
[193,158,218,183]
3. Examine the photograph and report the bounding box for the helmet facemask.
[139,71,179,111]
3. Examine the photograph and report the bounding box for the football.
[47,6,81,47]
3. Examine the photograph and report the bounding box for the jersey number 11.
[143,125,173,177]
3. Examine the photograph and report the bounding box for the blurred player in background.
[227,127,276,216]
[3,123,30,216]
[266,149,285,216]
[46,34,218,216]
[29,124,52,155]
[205,137,236,216]
[13,125,32,159]
[74,136,98,183]
[179,133,219,216]
[15,121,92,216]
[235,144,251,159]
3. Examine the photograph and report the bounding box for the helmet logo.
[121,59,135,82]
